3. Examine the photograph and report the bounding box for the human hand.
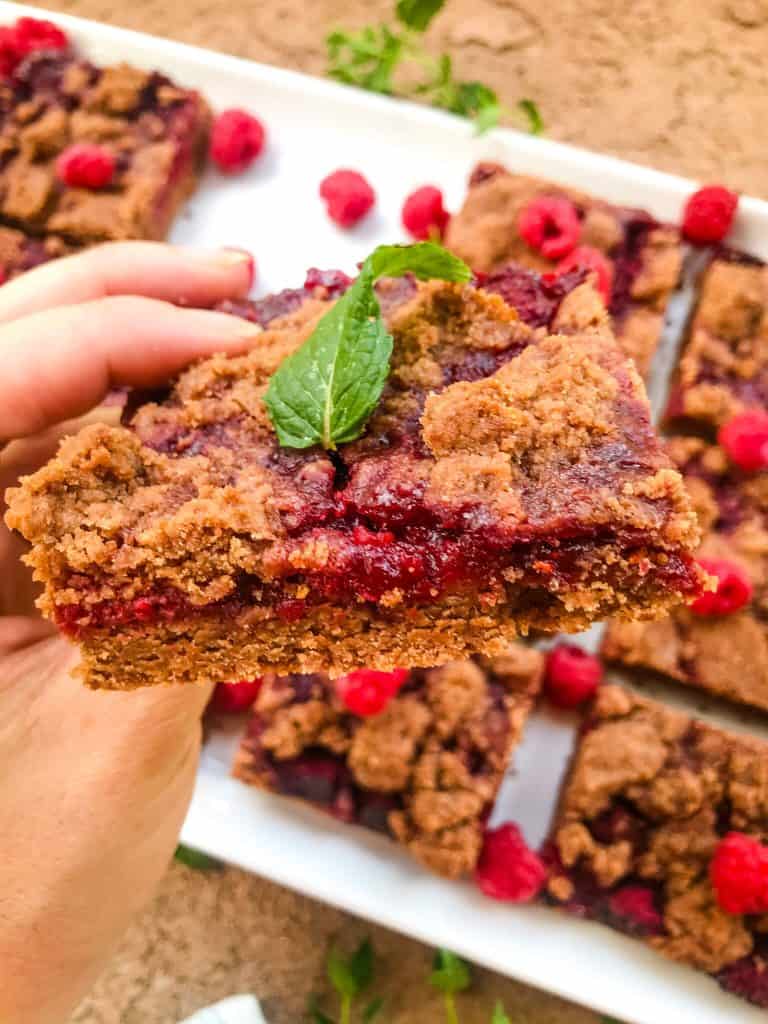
[0,243,257,1024]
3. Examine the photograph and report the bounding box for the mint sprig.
[173,843,222,871]
[310,938,383,1024]
[491,1002,512,1024]
[431,949,472,1024]
[326,0,543,135]
[265,243,470,449]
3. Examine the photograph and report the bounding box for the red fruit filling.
[336,667,409,716]
[209,678,263,714]
[690,558,752,617]
[556,245,613,304]
[607,885,663,936]
[319,169,375,228]
[210,108,266,173]
[518,196,581,260]
[401,185,450,240]
[717,944,768,1009]
[56,143,115,189]
[718,410,768,472]
[543,644,602,709]
[711,832,768,915]
[682,185,738,245]
[474,822,547,902]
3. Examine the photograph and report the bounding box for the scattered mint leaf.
[491,1002,512,1024]
[328,949,362,1000]
[363,996,385,1022]
[348,938,375,992]
[327,24,405,95]
[265,243,470,449]
[518,97,543,135]
[396,0,446,31]
[327,938,375,999]
[430,949,472,994]
[307,997,335,1024]
[173,844,221,871]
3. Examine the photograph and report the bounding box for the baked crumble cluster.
[445,163,683,375]
[546,686,768,1009]
[6,267,703,690]
[233,646,543,879]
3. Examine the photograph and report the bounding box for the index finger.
[0,242,255,324]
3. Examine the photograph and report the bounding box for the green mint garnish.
[491,1001,513,1024]
[265,243,470,450]
[173,843,222,871]
[396,0,446,31]
[325,1,541,135]
[518,98,543,135]
[431,949,471,1024]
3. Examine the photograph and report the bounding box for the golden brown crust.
[232,647,543,879]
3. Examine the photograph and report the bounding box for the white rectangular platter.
[7,3,768,1020]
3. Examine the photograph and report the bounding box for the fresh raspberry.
[555,245,613,304]
[710,832,768,914]
[210,109,266,173]
[690,558,753,617]
[0,27,20,78]
[319,169,375,228]
[13,16,69,57]
[608,886,664,935]
[209,678,263,714]
[336,668,409,717]
[401,185,450,240]
[56,144,115,189]
[518,196,580,260]
[718,410,768,472]
[474,823,547,902]
[543,644,603,709]
[682,185,739,244]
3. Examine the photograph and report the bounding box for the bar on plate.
[233,647,543,879]
[603,435,768,711]
[0,51,210,243]
[665,251,768,429]
[445,162,683,375]
[545,685,768,1010]
[5,265,704,690]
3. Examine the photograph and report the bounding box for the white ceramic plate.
[6,3,768,1019]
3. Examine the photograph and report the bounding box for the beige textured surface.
[21,0,761,1020]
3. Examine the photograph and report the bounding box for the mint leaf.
[368,241,471,282]
[518,98,543,135]
[363,996,384,1022]
[396,0,445,31]
[173,844,221,871]
[491,1002,512,1024]
[265,243,470,449]
[430,949,472,994]
[348,937,375,992]
[327,25,405,95]
[327,948,361,999]
[307,995,335,1024]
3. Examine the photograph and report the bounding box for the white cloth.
[180,995,268,1024]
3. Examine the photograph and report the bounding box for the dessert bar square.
[545,685,768,1010]
[445,162,683,375]
[0,52,210,243]
[665,251,768,430]
[603,435,768,710]
[5,266,704,690]
[233,647,543,878]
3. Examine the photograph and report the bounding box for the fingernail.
[221,247,256,288]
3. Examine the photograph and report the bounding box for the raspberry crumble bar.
[0,51,210,243]
[233,647,543,878]
[0,222,71,279]
[603,435,768,711]
[665,251,768,429]
[545,685,768,1009]
[445,163,683,374]
[5,266,704,690]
